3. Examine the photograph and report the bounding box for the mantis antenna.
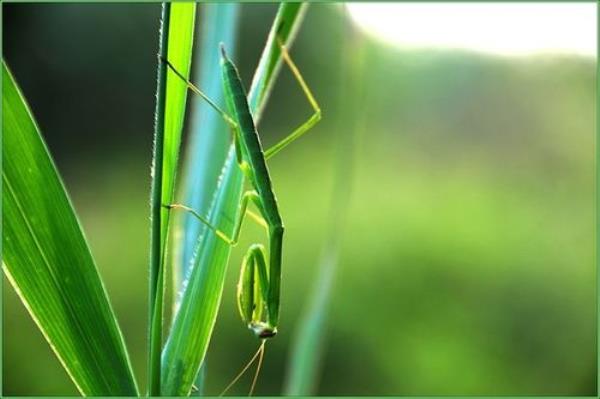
[219,340,266,396]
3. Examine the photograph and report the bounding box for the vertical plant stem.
[284,9,367,395]
[148,3,170,396]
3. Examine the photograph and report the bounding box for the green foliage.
[148,3,196,395]
[167,4,241,395]
[2,61,138,396]
[5,4,594,396]
[173,3,240,303]
[161,3,308,396]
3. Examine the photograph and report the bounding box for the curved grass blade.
[2,61,138,396]
[161,3,308,396]
[148,3,196,395]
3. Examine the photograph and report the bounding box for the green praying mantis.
[162,38,320,392]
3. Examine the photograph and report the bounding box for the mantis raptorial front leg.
[166,188,277,338]
[167,200,272,394]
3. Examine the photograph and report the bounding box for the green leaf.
[2,61,138,396]
[168,5,241,395]
[172,2,240,304]
[161,3,308,396]
[147,3,196,395]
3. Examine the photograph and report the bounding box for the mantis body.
[163,41,320,344]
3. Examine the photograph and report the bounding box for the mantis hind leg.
[263,39,322,160]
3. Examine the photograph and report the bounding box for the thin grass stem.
[148,3,170,396]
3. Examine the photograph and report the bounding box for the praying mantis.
[162,39,320,347]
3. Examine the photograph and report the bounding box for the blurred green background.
[3,3,596,396]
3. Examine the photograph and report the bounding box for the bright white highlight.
[347,3,597,57]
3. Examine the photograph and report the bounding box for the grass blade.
[148,3,196,395]
[169,5,240,395]
[283,14,365,395]
[172,2,240,306]
[248,3,308,120]
[161,3,308,396]
[2,61,138,396]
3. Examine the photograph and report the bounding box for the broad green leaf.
[161,3,308,396]
[2,61,138,396]
[147,3,196,395]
